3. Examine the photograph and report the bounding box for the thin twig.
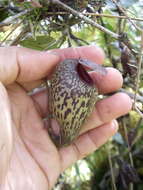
[122,118,134,190]
[134,106,143,118]
[0,21,22,45]
[106,143,117,190]
[111,0,142,32]
[98,16,116,68]
[133,31,143,108]
[50,0,120,39]
[45,12,143,22]
[68,28,89,45]
[0,9,32,27]
[9,25,30,46]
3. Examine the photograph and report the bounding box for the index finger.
[50,45,105,64]
[0,46,104,86]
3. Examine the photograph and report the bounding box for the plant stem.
[133,31,143,113]
[0,9,31,27]
[46,12,143,21]
[122,118,134,190]
[50,0,120,39]
[106,143,117,190]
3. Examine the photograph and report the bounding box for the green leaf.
[20,35,58,50]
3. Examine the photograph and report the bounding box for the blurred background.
[0,0,143,189]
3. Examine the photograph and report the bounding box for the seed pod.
[47,58,107,147]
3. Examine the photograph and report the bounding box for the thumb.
[0,82,13,184]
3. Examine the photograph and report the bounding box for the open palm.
[0,46,132,190]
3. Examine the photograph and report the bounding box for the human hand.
[0,46,132,189]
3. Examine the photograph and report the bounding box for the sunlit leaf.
[20,35,58,50]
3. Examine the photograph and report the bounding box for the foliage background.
[0,0,143,189]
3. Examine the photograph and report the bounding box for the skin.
[0,46,132,190]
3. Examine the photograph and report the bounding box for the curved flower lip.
[78,58,107,75]
[77,63,95,86]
